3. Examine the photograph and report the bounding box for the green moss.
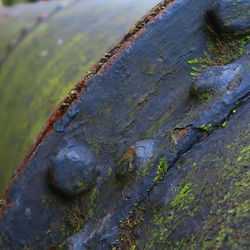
[77,181,88,193]
[228,77,241,90]
[189,72,198,77]
[221,121,227,128]
[187,59,201,64]
[145,182,200,247]
[2,0,36,6]
[65,200,85,234]
[171,183,197,211]
[191,66,201,72]
[187,27,250,79]
[140,164,149,176]
[87,188,99,218]
[46,229,52,235]
[200,123,212,132]
[240,145,250,153]
[41,193,61,207]
[189,84,214,101]
[202,170,250,249]
[130,245,137,250]
[144,120,250,249]
[153,158,167,183]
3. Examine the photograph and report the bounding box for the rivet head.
[49,145,98,197]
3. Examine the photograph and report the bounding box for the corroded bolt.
[49,145,98,197]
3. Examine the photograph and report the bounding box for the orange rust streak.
[172,126,192,144]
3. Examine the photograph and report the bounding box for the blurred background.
[0,0,160,193]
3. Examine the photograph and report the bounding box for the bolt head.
[50,145,98,197]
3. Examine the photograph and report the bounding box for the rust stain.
[171,126,193,144]
[117,147,136,165]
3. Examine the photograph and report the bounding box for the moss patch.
[143,115,250,249]
[153,158,167,183]
[188,20,250,78]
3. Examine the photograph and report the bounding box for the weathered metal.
[0,0,249,249]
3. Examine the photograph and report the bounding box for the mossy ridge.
[188,23,250,78]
